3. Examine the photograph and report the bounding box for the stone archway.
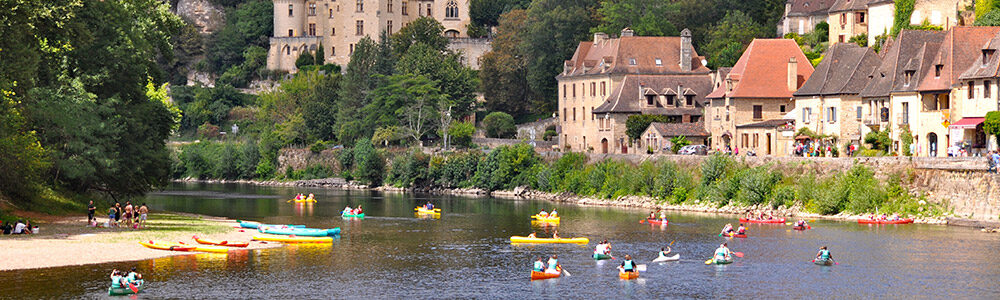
[601,138,609,154]
[928,132,938,157]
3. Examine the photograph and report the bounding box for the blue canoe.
[238,220,306,229]
[259,226,341,237]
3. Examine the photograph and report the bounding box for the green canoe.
[593,253,612,260]
[814,259,833,266]
[108,283,143,296]
[712,258,734,265]
[341,213,365,219]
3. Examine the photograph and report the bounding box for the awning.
[948,117,985,130]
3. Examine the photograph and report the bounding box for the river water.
[3,182,1000,299]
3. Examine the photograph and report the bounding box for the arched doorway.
[601,138,609,154]
[444,29,460,38]
[928,133,938,157]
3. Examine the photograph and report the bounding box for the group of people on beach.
[96,200,148,229]
[1,220,33,235]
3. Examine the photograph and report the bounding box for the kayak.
[108,282,143,296]
[619,271,639,280]
[414,207,441,215]
[139,240,195,252]
[858,218,913,224]
[293,198,317,203]
[510,236,589,244]
[712,258,734,265]
[530,269,561,280]
[237,220,305,229]
[644,218,668,225]
[720,232,747,238]
[193,236,249,247]
[593,253,613,260]
[252,235,334,243]
[739,218,786,224]
[814,259,833,266]
[652,254,680,262]
[531,215,560,223]
[341,213,365,219]
[259,226,341,237]
[177,242,229,253]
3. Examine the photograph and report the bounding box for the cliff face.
[174,0,225,34]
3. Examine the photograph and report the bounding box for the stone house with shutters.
[777,0,835,37]
[556,28,713,154]
[954,31,1000,154]
[827,0,895,46]
[639,122,710,154]
[706,39,814,156]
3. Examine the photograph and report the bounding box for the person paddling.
[618,255,637,274]
[719,223,734,236]
[546,255,561,274]
[815,246,833,261]
[527,232,537,238]
[110,269,127,289]
[533,257,546,272]
[424,202,434,210]
[714,243,733,262]
[550,209,558,218]
[552,231,561,239]
[659,246,672,258]
[658,210,667,222]
[538,209,548,217]
[795,220,808,227]
[735,224,746,235]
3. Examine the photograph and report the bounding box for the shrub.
[482,112,516,138]
[197,122,221,139]
[899,125,914,156]
[701,154,733,186]
[352,138,384,186]
[474,144,539,191]
[433,151,480,188]
[864,128,891,152]
[448,121,475,148]
[670,136,691,153]
[769,185,797,209]
[295,51,315,69]
[625,115,677,141]
[385,150,431,188]
[310,140,327,153]
[734,167,781,206]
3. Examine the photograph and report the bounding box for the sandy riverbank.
[0,213,281,271]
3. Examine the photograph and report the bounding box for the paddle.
[128,282,138,293]
[704,258,714,265]
[561,267,571,276]
[733,252,744,258]
[636,264,647,272]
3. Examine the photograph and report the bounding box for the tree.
[314,43,326,65]
[522,0,600,112]
[480,9,533,116]
[703,10,768,68]
[670,136,691,153]
[338,37,391,143]
[301,73,342,142]
[625,115,676,141]
[396,43,479,120]
[976,9,1000,26]
[848,34,868,47]
[592,0,678,37]
[891,0,915,36]
[205,0,273,74]
[295,51,316,69]
[984,111,1000,149]
[352,138,384,186]
[390,17,449,56]
[470,0,531,28]
[864,128,892,152]
[366,74,445,145]
[482,112,517,138]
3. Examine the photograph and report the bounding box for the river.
[3,182,999,298]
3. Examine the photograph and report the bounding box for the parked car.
[677,144,707,155]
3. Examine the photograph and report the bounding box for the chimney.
[788,56,798,92]
[680,28,692,72]
[594,32,608,45]
[620,28,634,37]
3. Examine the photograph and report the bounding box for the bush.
[432,151,481,188]
[864,128,891,152]
[448,121,475,148]
[310,140,328,153]
[473,144,539,191]
[701,154,734,186]
[385,150,431,188]
[352,138,384,186]
[670,136,691,153]
[625,115,677,141]
[734,167,781,206]
[295,51,315,69]
[482,112,516,138]
[769,185,797,209]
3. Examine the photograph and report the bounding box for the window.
[402,1,408,15]
[387,20,393,34]
[935,65,942,78]
[838,35,845,43]
[573,108,576,121]
[285,45,290,55]
[753,134,758,148]
[665,95,674,106]
[600,82,606,96]
[572,84,576,97]
[828,107,837,123]
[331,47,335,56]
[308,23,316,36]
[987,81,992,99]
[331,27,336,36]
[742,133,749,148]
[563,109,566,121]
[349,43,354,55]
[840,13,846,24]
[590,82,596,96]
[970,81,976,99]
[686,95,693,106]
[562,84,566,98]
[591,107,594,120]
[803,107,811,123]
[655,58,662,66]
[753,105,763,120]
[629,58,637,65]
[855,12,865,23]
[356,0,363,12]
[308,3,317,15]
[646,95,656,106]
[330,8,334,18]
[446,1,459,19]
[427,5,431,16]
[387,0,393,13]
[904,70,914,86]
[356,20,364,35]
[289,4,294,17]
[984,50,994,65]
[856,106,862,120]
[901,102,909,124]
[691,115,700,123]
[288,29,294,37]
[779,105,786,113]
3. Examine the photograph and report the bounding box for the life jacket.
[715,248,729,259]
[547,259,558,270]
[111,275,123,288]
[622,260,635,271]
[533,261,545,271]
[737,227,746,234]
[819,250,830,259]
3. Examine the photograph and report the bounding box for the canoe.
[857,218,913,224]
[259,226,341,237]
[510,236,589,244]
[712,258,734,265]
[193,236,249,247]
[814,259,833,266]
[293,199,317,203]
[139,240,195,252]
[530,270,561,280]
[720,232,747,238]
[341,213,365,218]
[237,220,305,229]
[253,235,335,243]
[644,218,668,225]
[178,242,229,253]
[739,218,786,224]
[531,215,560,223]
[415,207,441,215]
[108,282,143,296]
[793,226,809,231]
[593,253,613,260]
[652,254,680,262]
[619,271,639,280]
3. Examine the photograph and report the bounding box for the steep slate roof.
[707,39,814,99]
[648,122,710,137]
[959,32,1000,80]
[593,74,713,114]
[860,30,947,98]
[794,43,881,96]
[917,26,1000,91]
[735,119,796,128]
[828,0,872,12]
[787,0,835,17]
[560,35,711,78]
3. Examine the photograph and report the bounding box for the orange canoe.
[619,271,639,280]
[139,240,196,252]
[530,270,561,280]
[193,235,249,248]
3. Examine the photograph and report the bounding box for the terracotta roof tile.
[707,39,814,99]
[917,26,1000,91]
[959,32,1000,80]
[560,33,711,78]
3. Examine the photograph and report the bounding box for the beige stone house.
[828,0,874,44]
[910,0,975,29]
[954,31,1000,154]
[556,28,713,154]
[793,43,882,148]
[639,122,710,154]
[778,0,835,36]
[266,0,471,71]
[706,39,814,156]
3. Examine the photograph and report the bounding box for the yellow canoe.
[293,199,317,203]
[530,215,560,223]
[252,235,334,243]
[414,207,441,215]
[142,241,229,253]
[510,236,589,244]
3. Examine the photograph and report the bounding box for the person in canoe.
[648,211,656,219]
[533,257,546,272]
[794,220,809,227]
[424,202,435,210]
[110,269,128,290]
[125,267,144,286]
[618,255,637,274]
[342,206,353,215]
[552,231,561,239]
[550,209,558,218]
[735,224,747,235]
[527,232,537,238]
[714,243,733,262]
[658,210,667,222]
[658,246,672,258]
[307,193,315,201]
[594,240,611,257]
[538,209,548,217]
[815,246,833,260]
[719,223,734,236]
[354,205,363,215]
[546,255,561,274]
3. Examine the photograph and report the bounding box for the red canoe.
[739,218,786,224]
[530,270,561,280]
[858,218,913,224]
[644,218,668,225]
[721,232,747,238]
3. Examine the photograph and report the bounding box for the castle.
[266,0,472,72]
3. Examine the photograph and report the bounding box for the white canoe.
[651,254,680,262]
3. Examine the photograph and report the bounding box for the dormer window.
[904,70,915,87]
[665,95,674,106]
[655,58,662,66]
[686,95,694,106]
[984,50,994,66]
[646,95,656,106]
[629,58,637,65]
[934,65,942,78]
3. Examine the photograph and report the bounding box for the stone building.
[793,43,882,147]
[827,0,893,45]
[778,0,835,36]
[706,39,814,156]
[954,31,1000,154]
[639,122,710,154]
[556,28,713,154]
[266,0,471,72]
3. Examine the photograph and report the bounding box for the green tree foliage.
[366,74,446,144]
[448,121,476,148]
[480,9,533,116]
[984,111,1000,146]
[864,128,892,153]
[351,138,384,186]
[338,37,394,143]
[161,22,205,85]
[218,46,268,88]
[975,9,1000,26]
[892,0,915,36]
[395,43,479,119]
[704,11,768,68]
[593,0,678,36]
[848,34,868,47]
[977,0,999,18]
[483,112,517,138]
[670,136,691,153]
[295,51,316,69]
[0,97,50,200]
[390,17,450,56]
[205,0,273,74]
[474,144,540,191]
[899,125,914,156]
[522,0,600,113]
[385,150,431,187]
[625,115,676,141]
[469,0,531,28]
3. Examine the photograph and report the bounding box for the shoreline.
[173,178,953,226]
[0,212,281,271]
